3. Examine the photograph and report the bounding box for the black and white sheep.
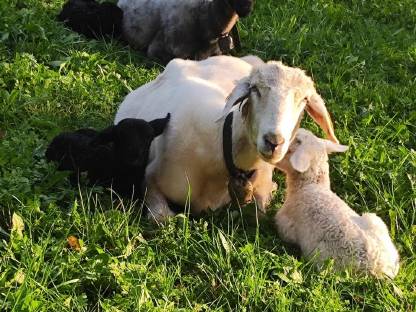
[45,114,170,199]
[58,0,254,62]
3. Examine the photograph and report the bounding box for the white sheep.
[274,128,400,278]
[115,55,339,221]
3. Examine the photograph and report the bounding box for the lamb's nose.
[263,133,285,152]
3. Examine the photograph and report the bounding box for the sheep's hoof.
[147,206,176,225]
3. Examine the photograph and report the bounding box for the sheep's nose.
[263,133,285,152]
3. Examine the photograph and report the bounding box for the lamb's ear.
[149,113,171,137]
[91,125,115,145]
[305,93,339,144]
[289,143,312,173]
[217,79,250,121]
[323,139,348,154]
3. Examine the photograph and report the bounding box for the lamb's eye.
[250,85,261,97]
[296,139,302,144]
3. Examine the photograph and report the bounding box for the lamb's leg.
[251,164,277,212]
[275,212,297,244]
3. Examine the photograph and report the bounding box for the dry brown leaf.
[67,235,81,251]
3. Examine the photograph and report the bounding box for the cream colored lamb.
[275,129,399,278]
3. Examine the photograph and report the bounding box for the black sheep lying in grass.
[57,0,254,62]
[46,114,170,199]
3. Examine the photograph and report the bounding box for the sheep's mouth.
[259,151,276,163]
[259,149,285,164]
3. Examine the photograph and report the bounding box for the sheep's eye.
[296,139,302,144]
[300,96,308,105]
[250,85,261,97]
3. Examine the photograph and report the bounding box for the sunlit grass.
[0,0,415,310]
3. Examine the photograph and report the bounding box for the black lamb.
[57,0,123,39]
[45,114,170,199]
[57,0,255,63]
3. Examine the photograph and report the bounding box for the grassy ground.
[0,0,415,310]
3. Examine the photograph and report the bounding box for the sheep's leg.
[251,164,277,212]
[144,184,175,223]
[143,155,175,223]
[275,212,297,244]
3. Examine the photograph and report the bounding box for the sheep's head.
[93,114,170,168]
[223,61,339,164]
[275,128,348,174]
[229,0,254,18]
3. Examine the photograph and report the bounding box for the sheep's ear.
[305,93,339,144]
[323,139,348,154]
[149,113,170,137]
[217,79,250,121]
[91,125,115,145]
[289,144,312,173]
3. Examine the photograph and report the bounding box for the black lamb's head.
[92,113,171,168]
[230,0,255,18]
[45,128,98,171]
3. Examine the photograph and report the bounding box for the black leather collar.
[223,112,255,206]
[222,112,254,182]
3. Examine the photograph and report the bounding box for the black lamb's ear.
[149,113,171,137]
[91,125,115,145]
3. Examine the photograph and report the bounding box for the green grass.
[0,0,415,310]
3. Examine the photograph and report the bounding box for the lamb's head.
[45,128,98,171]
[275,128,348,175]
[93,114,170,168]
[229,0,254,18]
[223,61,339,164]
